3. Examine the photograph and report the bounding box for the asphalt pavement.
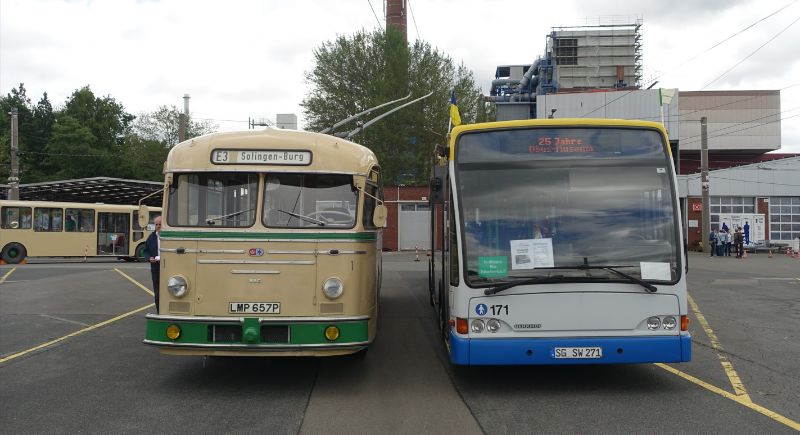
[0,251,797,434]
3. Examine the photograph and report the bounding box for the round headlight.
[470,319,485,333]
[486,318,501,333]
[323,277,344,299]
[647,316,661,330]
[662,316,677,330]
[167,275,188,298]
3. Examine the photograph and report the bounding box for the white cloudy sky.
[2,0,799,152]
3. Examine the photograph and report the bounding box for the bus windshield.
[167,173,258,227]
[263,173,357,228]
[455,127,679,285]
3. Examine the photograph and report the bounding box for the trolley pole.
[8,107,20,200]
[700,117,710,254]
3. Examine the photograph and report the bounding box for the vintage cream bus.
[0,200,161,264]
[142,128,386,357]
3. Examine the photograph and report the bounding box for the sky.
[1,0,799,152]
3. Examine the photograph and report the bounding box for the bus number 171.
[490,304,508,316]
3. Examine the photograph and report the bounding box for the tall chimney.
[386,0,407,39]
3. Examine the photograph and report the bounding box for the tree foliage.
[302,29,485,185]
[133,105,216,148]
[0,84,217,185]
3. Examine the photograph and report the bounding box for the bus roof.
[166,128,379,174]
[448,118,670,161]
[0,199,161,211]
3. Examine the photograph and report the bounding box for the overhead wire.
[701,15,800,89]
[407,0,421,40]
[366,0,384,30]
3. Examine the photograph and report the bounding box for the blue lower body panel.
[449,331,691,365]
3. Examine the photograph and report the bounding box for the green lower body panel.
[144,315,369,351]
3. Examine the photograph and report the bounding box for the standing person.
[744,221,750,245]
[717,228,726,257]
[734,227,745,259]
[709,228,719,257]
[724,230,732,256]
[143,216,162,312]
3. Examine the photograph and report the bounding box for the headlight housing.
[167,275,188,298]
[662,316,677,330]
[323,277,344,299]
[486,318,501,333]
[646,316,661,330]
[470,319,485,333]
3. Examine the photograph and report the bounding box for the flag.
[449,90,462,126]
[659,88,676,106]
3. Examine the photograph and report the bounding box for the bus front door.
[97,212,130,256]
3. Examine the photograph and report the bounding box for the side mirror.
[373,204,388,228]
[138,205,150,228]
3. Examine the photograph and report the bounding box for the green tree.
[62,86,134,149]
[301,29,483,185]
[45,114,108,179]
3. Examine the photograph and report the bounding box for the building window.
[555,38,578,65]
[769,197,800,241]
[710,196,756,230]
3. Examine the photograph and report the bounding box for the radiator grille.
[261,325,290,343]
[319,303,344,314]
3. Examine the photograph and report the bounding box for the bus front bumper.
[449,330,691,365]
[144,313,370,354]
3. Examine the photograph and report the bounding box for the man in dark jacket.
[143,216,162,312]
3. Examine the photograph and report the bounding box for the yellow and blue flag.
[449,90,462,126]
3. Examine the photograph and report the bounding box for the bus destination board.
[212,149,312,165]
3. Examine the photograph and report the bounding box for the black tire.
[350,347,369,359]
[428,260,435,306]
[438,279,449,342]
[135,243,147,262]
[1,242,27,264]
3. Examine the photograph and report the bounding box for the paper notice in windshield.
[510,238,554,269]
[640,262,671,280]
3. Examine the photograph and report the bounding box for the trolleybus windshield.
[455,127,680,286]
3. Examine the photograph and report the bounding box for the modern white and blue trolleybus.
[429,119,691,365]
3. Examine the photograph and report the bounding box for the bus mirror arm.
[137,187,165,228]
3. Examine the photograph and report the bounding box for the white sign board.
[718,213,765,244]
[212,149,311,165]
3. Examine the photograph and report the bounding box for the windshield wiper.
[484,275,565,296]
[543,262,657,293]
[205,208,253,225]
[599,266,658,293]
[275,209,326,226]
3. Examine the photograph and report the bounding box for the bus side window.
[66,208,94,232]
[2,206,32,229]
[34,207,63,232]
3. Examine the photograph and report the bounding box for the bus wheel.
[428,261,434,306]
[135,243,147,262]
[1,242,27,264]
[350,347,369,359]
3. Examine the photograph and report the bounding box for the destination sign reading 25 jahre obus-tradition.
[211,149,312,165]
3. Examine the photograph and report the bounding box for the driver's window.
[263,173,358,228]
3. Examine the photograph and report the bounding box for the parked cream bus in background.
[0,200,161,264]
[142,128,386,357]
